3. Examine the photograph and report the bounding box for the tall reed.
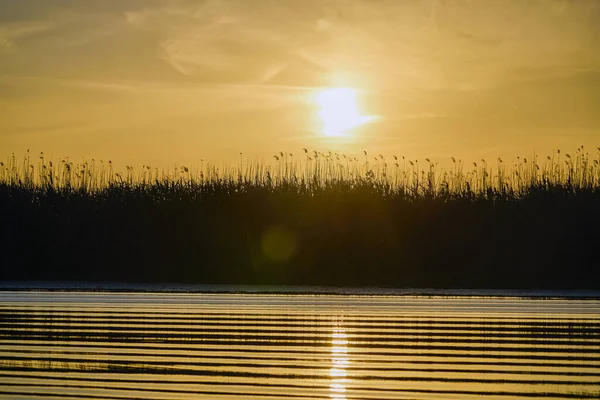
[1,147,599,200]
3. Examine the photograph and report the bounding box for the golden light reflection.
[315,87,378,137]
[329,321,350,400]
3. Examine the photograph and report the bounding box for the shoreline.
[2,281,600,299]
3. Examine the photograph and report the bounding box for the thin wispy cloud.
[0,20,56,51]
[4,0,596,89]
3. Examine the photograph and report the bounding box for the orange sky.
[1,0,599,168]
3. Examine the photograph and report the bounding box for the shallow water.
[0,290,599,399]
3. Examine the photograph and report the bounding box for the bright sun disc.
[315,87,377,137]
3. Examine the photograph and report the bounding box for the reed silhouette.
[1,148,599,289]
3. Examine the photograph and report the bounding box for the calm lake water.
[0,288,599,399]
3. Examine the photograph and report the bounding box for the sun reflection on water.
[329,321,350,399]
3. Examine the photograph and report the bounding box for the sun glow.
[315,87,378,137]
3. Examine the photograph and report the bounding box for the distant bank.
[2,183,599,289]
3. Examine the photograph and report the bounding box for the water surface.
[0,290,599,399]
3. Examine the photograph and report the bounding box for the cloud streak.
[0,20,56,52]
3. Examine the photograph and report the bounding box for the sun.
[315,87,378,137]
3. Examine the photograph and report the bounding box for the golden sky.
[1,0,599,167]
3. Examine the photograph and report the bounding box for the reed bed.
[1,148,599,289]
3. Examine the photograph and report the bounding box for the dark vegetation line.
[1,148,599,289]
